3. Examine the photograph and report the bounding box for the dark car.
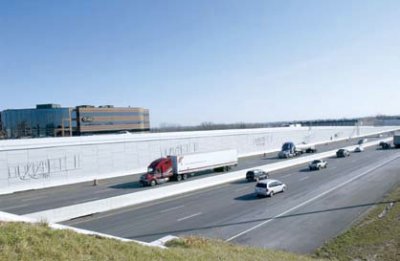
[246,169,269,181]
[336,148,350,157]
[379,141,391,150]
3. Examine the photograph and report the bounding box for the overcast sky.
[1,0,399,127]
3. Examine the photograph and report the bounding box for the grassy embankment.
[0,221,321,261]
[1,185,399,261]
[315,185,400,261]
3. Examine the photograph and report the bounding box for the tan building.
[75,105,150,135]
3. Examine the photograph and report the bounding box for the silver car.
[354,146,364,152]
[255,179,287,197]
[309,159,327,171]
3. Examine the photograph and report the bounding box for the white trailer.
[141,149,238,186]
[171,149,238,175]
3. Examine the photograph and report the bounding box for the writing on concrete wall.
[253,135,274,147]
[161,142,199,157]
[8,155,81,181]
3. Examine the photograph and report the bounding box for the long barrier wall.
[0,126,398,194]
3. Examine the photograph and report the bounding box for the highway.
[0,135,383,215]
[64,146,400,253]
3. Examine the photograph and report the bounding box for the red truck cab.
[140,157,173,186]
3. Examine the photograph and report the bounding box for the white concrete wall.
[0,126,397,194]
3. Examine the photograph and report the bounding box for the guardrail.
[25,138,393,223]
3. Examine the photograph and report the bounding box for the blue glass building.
[1,104,74,138]
[0,104,149,139]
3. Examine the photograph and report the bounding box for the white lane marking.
[299,176,310,181]
[177,212,202,222]
[72,198,99,204]
[280,173,297,179]
[20,195,48,202]
[93,188,115,194]
[160,205,184,213]
[225,154,400,242]
[1,203,29,211]
[235,187,249,192]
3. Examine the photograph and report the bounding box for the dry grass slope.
[0,222,323,261]
[315,185,400,261]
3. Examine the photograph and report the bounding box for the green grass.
[0,221,323,261]
[315,185,400,261]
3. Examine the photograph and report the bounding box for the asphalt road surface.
[64,145,400,253]
[0,133,389,215]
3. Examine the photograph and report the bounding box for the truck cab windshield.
[282,143,292,151]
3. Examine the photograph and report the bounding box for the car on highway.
[358,138,368,145]
[309,159,328,171]
[255,179,287,197]
[336,148,350,157]
[354,146,364,152]
[246,169,269,182]
[379,141,391,150]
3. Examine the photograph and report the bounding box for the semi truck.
[140,149,238,186]
[394,132,400,148]
[278,142,317,158]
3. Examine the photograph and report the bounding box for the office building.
[75,105,150,135]
[0,104,150,139]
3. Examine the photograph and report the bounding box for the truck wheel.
[150,180,156,186]
[176,175,182,181]
[182,174,188,180]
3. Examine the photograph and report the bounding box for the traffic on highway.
[0,133,390,215]
[61,138,400,253]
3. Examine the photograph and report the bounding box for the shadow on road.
[231,180,250,185]
[234,193,260,201]
[109,182,141,189]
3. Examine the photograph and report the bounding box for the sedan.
[354,146,364,152]
[309,159,328,171]
[336,148,350,157]
[255,179,287,197]
[246,169,269,182]
[379,141,391,150]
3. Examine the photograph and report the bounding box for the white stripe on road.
[20,195,48,202]
[299,176,310,181]
[225,154,400,242]
[235,187,249,192]
[160,205,184,213]
[72,198,100,204]
[93,188,115,194]
[1,203,29,211]
[177,212,202,222]
[280,173,297,179]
